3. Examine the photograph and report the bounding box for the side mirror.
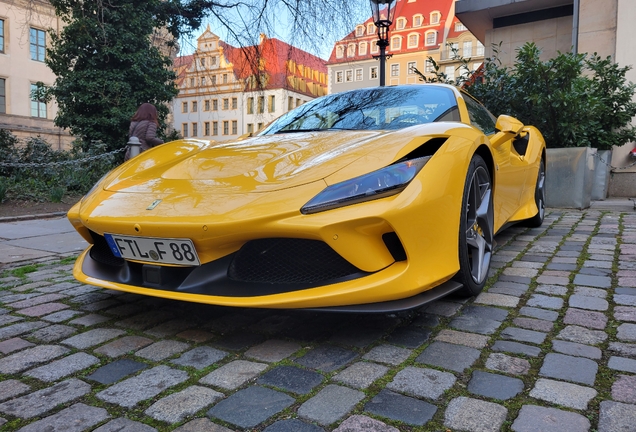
[495,115,524,134]
[490,115,524,147]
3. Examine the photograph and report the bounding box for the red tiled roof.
[327,0,457,64]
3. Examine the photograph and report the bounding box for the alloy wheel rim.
[465,166,493,284]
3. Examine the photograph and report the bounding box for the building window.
[232,120,237,135]
[0,19,4,53]
[408,33,419,48]
[202,77,207,86]
[232,97,238,109]
[212,121,218,135]
[425,59,434,73]
[336,71,344,83]
[190,78,195,87]
[413,15,423,27]
[347,44,356,57]
[257,96,264,113]
[390,64,399,77]
[31,84,47,117]
[268,95,275,112]
[396,17,406,30]
[476,41,485,56]
[182,102,188,113]
[445,65,455,79]
[359,42,368,56]
[355,25,364,37]
[345,70,353,82]
[204,100,210,111]
[223,98,229,110]
[211,56,217,66]
[355,68,363,81]
[425,31,437,46]
[367,23,375,34]
[223,74,228,84]
[192,122,198,137]
[391,36,401,50]
[247,123,253,133]
[212,99,218,110]
[288,96,294,111]
[30,28,46,62]
[463,40,473,57]
[430,11,441,24]
[0,78,5,114]
[370,41,379,54]
[247,97,254,114]
[204,121,210,136]
[370,66,378,79]
[455,22,467,32]
[257,122,263,130]
[407,61,417,74]
[182,123,188,137]
[448,42,459,58]
[192,101,197,112]
[200,58,205,67]
[223,121,229,135]
[211,75,217,85]
[336,45,344,58]
[296,98,301,107]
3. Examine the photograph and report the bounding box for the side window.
[462,93,496,134]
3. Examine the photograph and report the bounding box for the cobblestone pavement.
[0,209,635,431]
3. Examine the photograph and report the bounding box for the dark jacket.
[129,120,163,152]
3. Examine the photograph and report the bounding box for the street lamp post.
[370,0,397,86]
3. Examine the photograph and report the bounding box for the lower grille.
[89,231,124,267]
[228,238,362,284]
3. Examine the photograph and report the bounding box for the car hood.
[105,130,398,194]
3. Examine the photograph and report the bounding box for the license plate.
[104,234,200,266]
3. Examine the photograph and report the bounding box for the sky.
[176,1,371,60]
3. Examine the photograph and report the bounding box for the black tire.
[454,154,494,297]
[523,159,546,228]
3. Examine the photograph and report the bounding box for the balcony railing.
[439,46,485,61]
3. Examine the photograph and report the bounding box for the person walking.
[125,103,164,161]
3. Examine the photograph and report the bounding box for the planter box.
[591,150,612,200]
[545,147,596,209]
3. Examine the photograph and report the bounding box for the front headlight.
[301,156,431,214]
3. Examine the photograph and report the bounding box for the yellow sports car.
[68,84,546,312]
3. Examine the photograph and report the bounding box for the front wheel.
[523,159,545,228]
[455,154,494,297]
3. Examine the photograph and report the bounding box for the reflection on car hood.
[105,130,399,194]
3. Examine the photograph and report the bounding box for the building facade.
[173,28,327,141]
[456,0,636,196]
[327,0,484,93]
[0,0,71,148]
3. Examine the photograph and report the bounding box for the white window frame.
[336,45,344,58]
[347,43,356,57]
[391,36,401,50]
[407,61,417,75]
[370,66,378,80]
[463,40,473,57]
[407,33,419,48]
[345,70,353,82]
[355,68,363,81]
[455,22,467,32]
[425,31,437,46]
[390,64,399,77]
[355,25,365,37]
[336,71,344,83]
[425,59,434,73]
[370,41,379,54]
[396,17,406,30]
[359,41,368,56]
[367,23,376,35]
[413,14,423,27]
[430,11,441,24]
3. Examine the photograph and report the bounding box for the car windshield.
[261,86,459,134]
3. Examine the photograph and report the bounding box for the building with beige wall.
[0,0,71,149]
[327,0,484,93]
[456,0,636,196]
[173,28,327,141]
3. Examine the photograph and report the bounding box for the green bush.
[465,43,636,150]
[0,129,120,202]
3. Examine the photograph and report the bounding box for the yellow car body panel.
[69,84,546,310]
